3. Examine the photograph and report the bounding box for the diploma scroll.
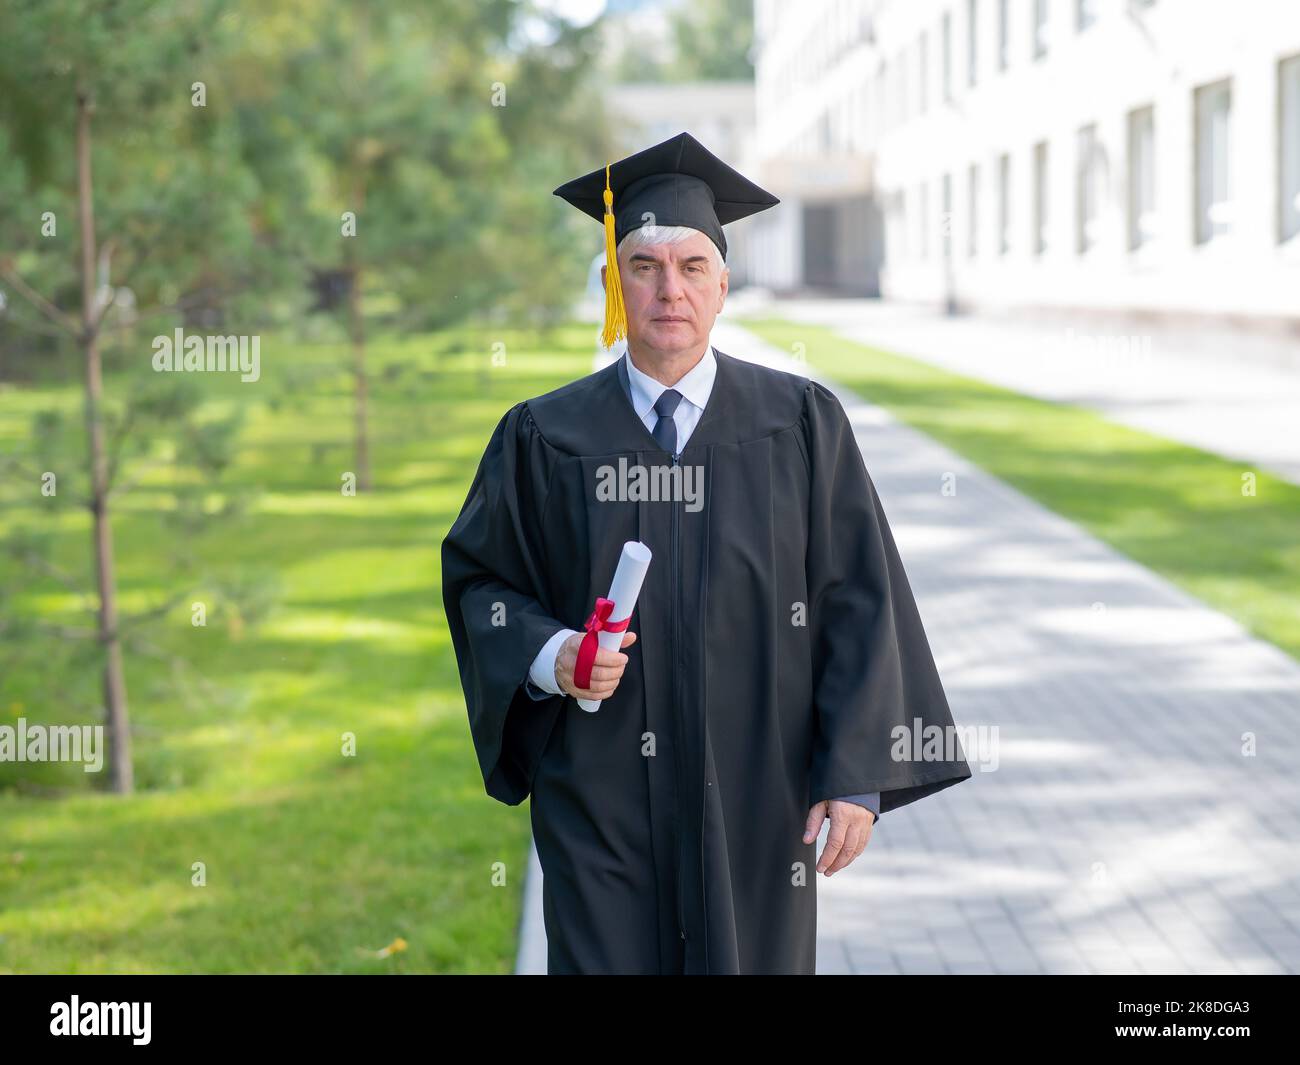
[574,541,652,713]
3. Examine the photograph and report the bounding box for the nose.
[657,266,686,303]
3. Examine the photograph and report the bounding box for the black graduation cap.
[553,131,780,347]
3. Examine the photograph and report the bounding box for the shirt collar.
[623,339,718,421]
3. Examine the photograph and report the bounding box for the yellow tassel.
[600,162,628,349]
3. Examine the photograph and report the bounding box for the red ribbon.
[572,596,630,690]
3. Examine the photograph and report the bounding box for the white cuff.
[528,628,580,696]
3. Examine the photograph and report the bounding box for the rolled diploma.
[577,540,652,712]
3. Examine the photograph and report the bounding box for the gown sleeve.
[800,380,973,815]
[441,401,570,805]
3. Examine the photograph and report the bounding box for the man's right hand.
[555,630,637,701]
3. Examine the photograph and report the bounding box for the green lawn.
[0,324,594,973]
[743,316,1300,664]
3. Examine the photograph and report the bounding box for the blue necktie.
[652,388,682,457]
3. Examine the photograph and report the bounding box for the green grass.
[743,316,1300,664]
[0,324,595,973]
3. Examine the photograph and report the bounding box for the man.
[442,132,971,975]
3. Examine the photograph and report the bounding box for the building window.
[998,0,1010,71]
[881,60,890,132]
[878,65,889,140]
[1076,0,1097,31]
[1280,54,1300,243]
[921,181,930,260]
[899,49,909,122]
[1033,0,1049,60]
[849,83,861,151]
[968,0,978,87]
[942,172,953,260]
[1034,140,1050,254]
[919,33,929,114]
[942,12,953,101]
[1127,105,1156,250]
[998,152,1011,254]
[1194,78,1233,244]
[900,188,910,260]
[968,163,980,257]
[1076,123,1101,253]
[860,82,870,150]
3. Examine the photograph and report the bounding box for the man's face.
[604,228,728,359]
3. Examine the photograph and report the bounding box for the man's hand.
[802,799,875,876]
[554,630,637,701]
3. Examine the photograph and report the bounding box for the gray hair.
[617,223,726,274]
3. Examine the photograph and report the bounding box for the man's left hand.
[802,800,875,876]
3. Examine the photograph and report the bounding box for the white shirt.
[525,340,718,696]
[623,341,717,456]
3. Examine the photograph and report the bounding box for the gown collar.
[622,344,717,424]
[606,342,734,456]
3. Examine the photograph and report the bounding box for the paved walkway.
[516,316,1300,974]
[768,298,1300,488]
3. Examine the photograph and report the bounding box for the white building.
[751,0,880,294]
[752,0,1300,321]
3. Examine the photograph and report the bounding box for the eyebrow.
[628,253,712,266]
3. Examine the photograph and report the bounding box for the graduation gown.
[441,348,972,974]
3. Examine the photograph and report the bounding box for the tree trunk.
[76,84,132,793]
[345,7,371,493]
[346,248,370,492]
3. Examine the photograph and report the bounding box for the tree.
[249,0,601,487]
[0,0,283,792]
[0,0,609,792]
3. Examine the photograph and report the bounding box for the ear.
[601,265,606,291]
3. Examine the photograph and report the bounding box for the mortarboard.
[553,131,780,348]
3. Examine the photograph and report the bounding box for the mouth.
[653,316,690,323]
